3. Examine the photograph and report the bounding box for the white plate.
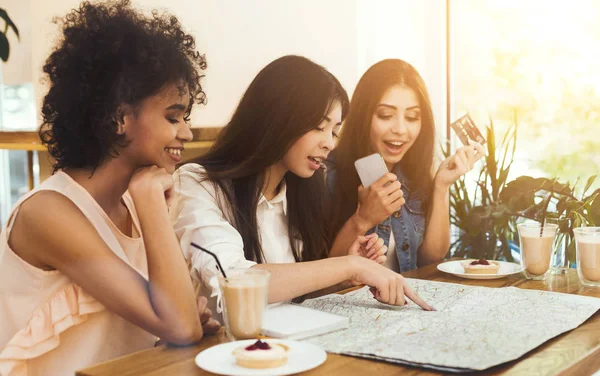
[437,260,524,280]
[195,339,327,376]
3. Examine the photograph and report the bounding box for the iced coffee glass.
[518,223,558,280]
[574,227,600,287]
[218,268,270,341]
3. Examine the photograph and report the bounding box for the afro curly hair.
[39,0,207,172]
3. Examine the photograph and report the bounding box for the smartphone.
[354,153,389,188]
[450,114,486,146]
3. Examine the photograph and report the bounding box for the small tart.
[461,259,500,274]
[232,340,289,369]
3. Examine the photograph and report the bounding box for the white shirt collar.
[258,180,288,215]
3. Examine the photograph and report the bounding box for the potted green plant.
[0,8,19,62]
[448,118,518,261]
[448,113,600,265]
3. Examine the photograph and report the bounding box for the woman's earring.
[115,107,127,135]
[117,122,126,135]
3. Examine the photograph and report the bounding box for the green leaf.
[557,217,571,234]
[556,196,569,216]
[486,119,499,200]
[475,165,489,205]
[583,175,597,196]
[500,176,536,199]
[539,191,553,228]
[440,141,451,159]
[0,32,8,62]
[583,188,600,203]
[500,176,539,211]
[590,194,600,226]
[539,178,574,197]
[497,162,513,191]
[571,177,580,195]
[498,123,517,183]
[500,176,574,201]
[477,181,491,204]
[0,8,20,39]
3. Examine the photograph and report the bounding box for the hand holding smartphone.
[354,153,389,188]
[353,153,405,228]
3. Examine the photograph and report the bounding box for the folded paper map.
[301,279,600,373]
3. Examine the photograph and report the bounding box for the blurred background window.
[1,0,36,226]
[450,0,600,194]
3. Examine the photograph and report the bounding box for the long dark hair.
[188,55,349,263]
[329,59,435,236]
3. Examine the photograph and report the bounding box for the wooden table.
[0,128,221,190]
[76,263,600,376]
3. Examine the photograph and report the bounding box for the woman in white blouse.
[171,55,433,310]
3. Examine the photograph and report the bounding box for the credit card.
[450,114,486,146]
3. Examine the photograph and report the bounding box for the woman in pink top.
[0,1,219,375]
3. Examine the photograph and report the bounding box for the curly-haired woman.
[0,1,218,374]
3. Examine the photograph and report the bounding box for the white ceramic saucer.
[437,260,524,280]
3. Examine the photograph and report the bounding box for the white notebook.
[261,303,349,340]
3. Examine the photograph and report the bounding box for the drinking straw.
[190,242,228,278]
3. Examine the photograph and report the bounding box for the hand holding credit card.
[450,114,486,146]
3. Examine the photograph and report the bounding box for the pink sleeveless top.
[0,172,156,376]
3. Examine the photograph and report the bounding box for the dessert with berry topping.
[460,259,500,274]
[232,339,289,369]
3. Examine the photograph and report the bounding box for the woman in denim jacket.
[327,59,485,272]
